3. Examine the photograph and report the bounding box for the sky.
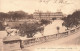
[0,0,80,14]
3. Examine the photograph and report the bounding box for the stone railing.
[22,26,80,48]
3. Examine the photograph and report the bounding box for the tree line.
[62,10,80,29]
[0,11,33,21]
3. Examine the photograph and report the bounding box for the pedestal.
[3,36,22,51]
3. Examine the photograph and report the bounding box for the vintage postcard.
[0,0,80,51]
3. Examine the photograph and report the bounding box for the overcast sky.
[0,0,80,14]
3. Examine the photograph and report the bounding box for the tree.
[62,15,74,29]
[52,17,56,20]
[40,19,51,25]
[27,14,33,19]
[19,22,44,38]
[0,22,5,30]
[71,10,80,26]
[0,11,33,21]
[0,12,9,21]
[72,10,80,21]
[8,11,28,20]
[62,10,80,29]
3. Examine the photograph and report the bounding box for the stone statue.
[5,27,19,36]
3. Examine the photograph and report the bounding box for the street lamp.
[57,26,60,34]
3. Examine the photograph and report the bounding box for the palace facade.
[33,11,66,20]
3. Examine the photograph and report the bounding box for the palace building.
[33,11,66,20]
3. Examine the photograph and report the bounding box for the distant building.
[33,11,66,20]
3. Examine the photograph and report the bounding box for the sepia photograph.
[0,0,80,51]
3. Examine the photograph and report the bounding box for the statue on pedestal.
[5,26,19,36]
